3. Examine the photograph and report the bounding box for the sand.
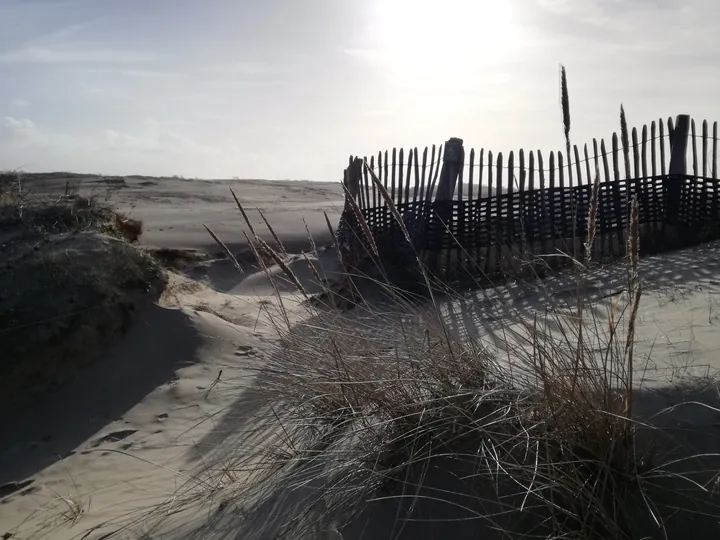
[2,173,720,539]
[0,174,344,539]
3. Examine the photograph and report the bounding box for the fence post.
[667,114,690,224]
[669,115,690,175]
[428,137,464,274]
[343,157,362,203]
[337,157,364,267]
[436,137,465,200]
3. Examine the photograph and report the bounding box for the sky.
[0,0,718,182]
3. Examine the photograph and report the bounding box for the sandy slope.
[1,174,343,539]
[0,258,340,540]
[2,173,720,539]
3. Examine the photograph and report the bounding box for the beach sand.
[2,173,720,539]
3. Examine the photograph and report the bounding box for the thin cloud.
[203,61,280,75]
[4,0,96,7]
[70,67,186,79]
[37,19,104,43]
[2,116,36,134]
[2,116,220,156]
[0,46,156,64]
[10,98,31,108]
[105,124,222,156]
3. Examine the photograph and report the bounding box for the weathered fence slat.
[401,148,409,204]
[701,123,709,222]
[612,133,621,183]
[478,148,486,270]
[566,141,574,188]
[519,149,527,258]
[573,145,582,251]
[574,145,583,186]
[549,151,556,252]
[600,139,612,256]
[621,128,631,182]
[468,148,476,264]
[425,145,436,201]
[427,144,443,201]
[457,150,464,203]
[659,120,667,176]
[507,151,516,260]
[648,120,662,234]
[538,150,548,256]
[593,139,601,186]
[495,152,504,271]
[398,148,405,206]
[411,148,419,204]
[558,151,568,256]
[631,128,640,179]
[641,125,648,179]
[452,149,466,273]
[418,147,428,204]
[631,128,640,218]
[485,150,494,275]
[651,121,657,177]
[703,120,709,179]
[588,139,604,257]
[714,122,718,180]
[370,154,377,209]
[359,156,368,210]
[383,151,389,205]
[584,143,591,187]
[395,148,401,206]
[468,148,475,202]
[713,122,719,221]
[528,151,536,259]
[691,119,698,178]
[477,149,485,200]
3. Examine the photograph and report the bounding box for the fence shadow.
[438,240,720,345]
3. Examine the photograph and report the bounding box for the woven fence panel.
[357,175,720,283]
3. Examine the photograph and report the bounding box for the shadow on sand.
[165,379,720,540]
[0,304,202,494]
[168,243,720,539]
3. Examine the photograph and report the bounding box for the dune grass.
[203,185,646,539]
[181,68,720,540]
[26,69,720,540]
[0,170,164,404]
[0,170,143,242]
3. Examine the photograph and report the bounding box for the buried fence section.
[340,114,720,285]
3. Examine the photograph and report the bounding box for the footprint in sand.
[90,429,138,448]
[0,480,34,499]
[234,345,256,357]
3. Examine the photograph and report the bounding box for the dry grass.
[210,192,647,539]
[0,170,165,404]
[199,184,720,539]
[179,68,719,539]
[113,211,143,243]
[40,71,720,540]
[0,170,144,242]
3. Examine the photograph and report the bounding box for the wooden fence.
[340,114,720,285]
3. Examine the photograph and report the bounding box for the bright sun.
[365,0,520,81]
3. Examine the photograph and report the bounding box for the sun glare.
[365,0,521,83]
